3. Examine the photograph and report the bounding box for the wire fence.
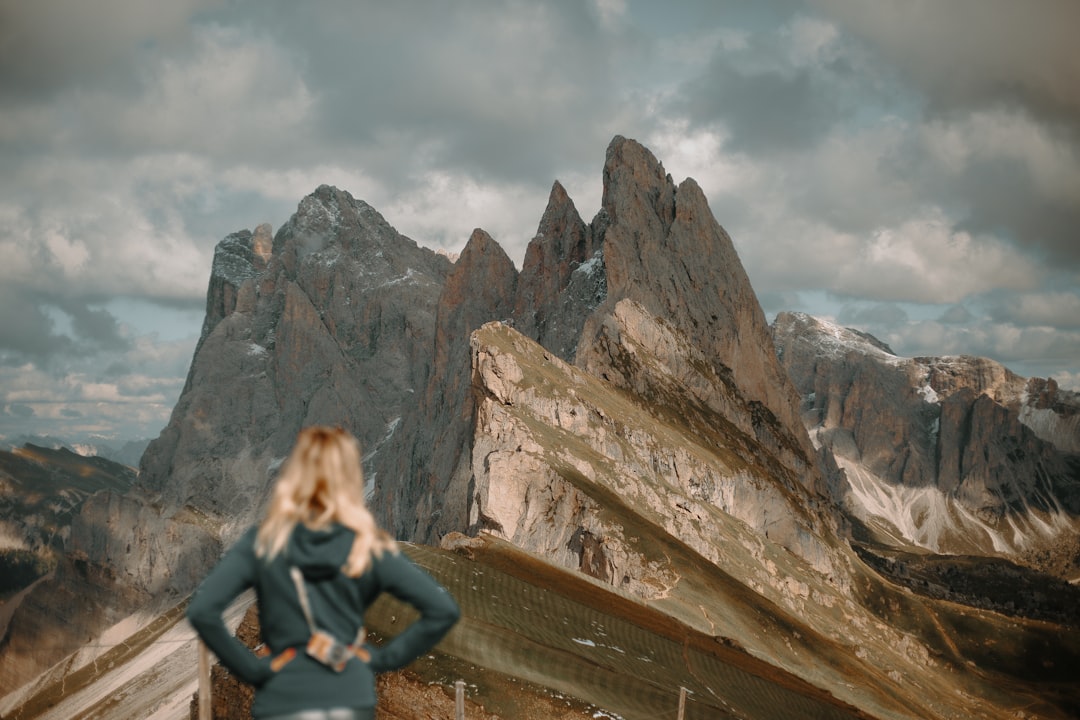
[194,643,697,720]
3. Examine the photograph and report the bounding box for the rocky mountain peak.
[601,135,676,233]
[514,180,601,360]
[251,222,273,266]
[594,137,820,498]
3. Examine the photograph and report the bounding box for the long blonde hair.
[256,426,396,576]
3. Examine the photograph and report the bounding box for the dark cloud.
[679,60,849,154]
[0,288,73,363]
[810,1,1080,268]
[0,287,129,364]
[54,299,129,351]
[950,154,1080,267]
[670,9,894,156]
[0,0,212,100]
[4,404,35,418]
[205,0,627,185]
[4,0,1080,442]
[814,0,1080,134]
[984,290,1080,330]
[103,361,132,378]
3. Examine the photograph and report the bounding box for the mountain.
[0,444,139,696]
[0,443,137,555]
[0,435,150,468]
[773,310,1080,576]
[2,137,1078,720]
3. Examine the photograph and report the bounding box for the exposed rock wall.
[470,310,844,592]
[773,310,1080,561]
[513,181,604,361]
[378,228,519,541]
[596,139,811,471]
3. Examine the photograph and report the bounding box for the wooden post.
[455,679,465,720]
[198,639,212,720]
[677,685,687,720]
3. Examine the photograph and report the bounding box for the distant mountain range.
[1,136,1077,720]
[0,435,150,468]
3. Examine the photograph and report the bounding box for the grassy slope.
[371,541,875,720]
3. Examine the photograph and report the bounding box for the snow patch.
[917,384,939,404]
[574,253,603,278]
[837,454,1077,555]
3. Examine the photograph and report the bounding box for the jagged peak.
[601,135,676,230]
[460,227,505,258]
[444,228,517,300]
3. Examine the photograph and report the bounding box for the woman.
[187,426,460,720]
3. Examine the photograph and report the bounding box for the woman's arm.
[186,528,274,685]
[366,551,460,673]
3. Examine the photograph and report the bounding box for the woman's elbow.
[186,594,216,632]
[440,596,462,628]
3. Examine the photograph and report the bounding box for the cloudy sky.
[2,0,1079,445]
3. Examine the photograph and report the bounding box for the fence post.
[198,639,212,720]
[455,679,465,720]
[677,685,687,720]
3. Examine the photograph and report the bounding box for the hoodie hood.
[287,523,355,580]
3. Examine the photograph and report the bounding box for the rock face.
[773,310,1080,564]
[379,136,829,552]
[469,309,844,595]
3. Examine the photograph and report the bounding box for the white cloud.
[83,24,313,157]
[0,153,215,301]
[381,171,551,265]
[3,0,1080,442]
[989,291,1080,330]
[833,214,1040,304]
[879,318,1080,381]
[0,327,193,442]
[591,0,628,29]
[646,120,749,199]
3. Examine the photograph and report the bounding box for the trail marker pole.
[455,679,466,720]
[677,685,687,720]
[197,639,212,720]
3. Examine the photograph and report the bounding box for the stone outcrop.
[773,310,1080,563]
[469,309,845,596]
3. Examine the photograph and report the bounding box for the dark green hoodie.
[187,524,459,717]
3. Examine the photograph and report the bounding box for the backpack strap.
[289,566,319,635]
[289,566,366,646]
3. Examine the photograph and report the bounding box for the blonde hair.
[256,426,396,576]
